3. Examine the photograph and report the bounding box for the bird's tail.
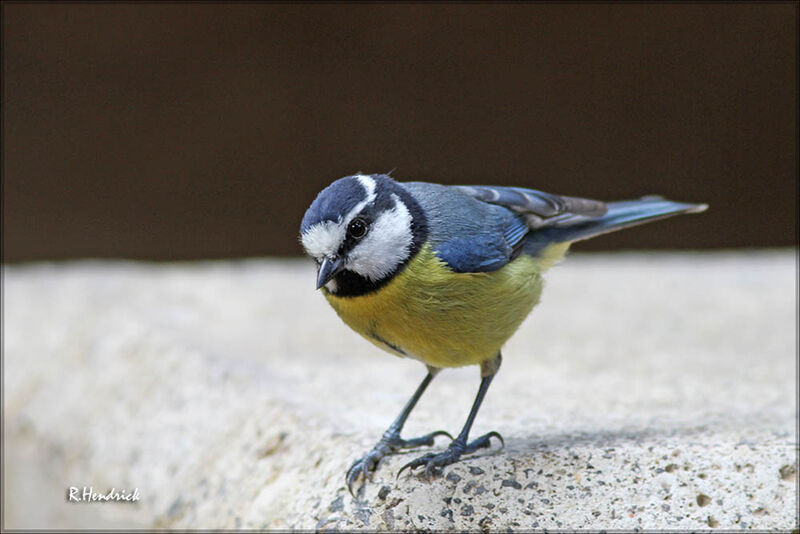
[523,196,708,254]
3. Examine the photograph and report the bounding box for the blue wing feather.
[434,238,510,272]
[523,198,708,255]
[502,216,529,250]
[404,182,530,273]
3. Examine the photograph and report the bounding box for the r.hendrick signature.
[67,486,140,503]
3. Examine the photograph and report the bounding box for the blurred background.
[2,3,796,262]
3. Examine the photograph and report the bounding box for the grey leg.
[398,354,505,479]
[346,368,452,495]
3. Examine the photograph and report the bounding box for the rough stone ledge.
[3,251,797,530]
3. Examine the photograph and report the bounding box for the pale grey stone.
[2,251,796,529]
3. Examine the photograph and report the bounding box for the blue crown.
[301,176,370,234]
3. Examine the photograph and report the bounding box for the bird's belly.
[323,244,548,368]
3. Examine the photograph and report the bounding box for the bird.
[299,173,707,495]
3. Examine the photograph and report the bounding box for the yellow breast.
[323,242,569,368]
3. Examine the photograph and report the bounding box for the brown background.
[2,3,797,261]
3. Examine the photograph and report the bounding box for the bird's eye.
[347,218,368,239]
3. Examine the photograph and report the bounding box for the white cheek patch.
[301,221,345,259]
[347,194,413,281]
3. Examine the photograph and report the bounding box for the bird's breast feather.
[323,244,550,368]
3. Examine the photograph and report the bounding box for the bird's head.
[300,174,427,296]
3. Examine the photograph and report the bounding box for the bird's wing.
[452,185,608,223]
[430,213,529,272]
[403,182,592,273]
[438,185,612,270]
[422,184,705,268]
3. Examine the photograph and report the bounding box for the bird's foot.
[398,431,504,480]
[346,429,452,496]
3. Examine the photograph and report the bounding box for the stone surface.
[3,251,797,530]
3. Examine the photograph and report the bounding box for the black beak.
[316,256,345,290]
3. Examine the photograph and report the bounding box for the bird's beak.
[316,256,345,290]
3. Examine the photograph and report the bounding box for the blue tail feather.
[523,197,708,255]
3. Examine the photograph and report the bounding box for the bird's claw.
[397,431,504,480]
[346,429,452,496]
[346,452,380,495]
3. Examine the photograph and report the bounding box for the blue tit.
[299,173,707,493]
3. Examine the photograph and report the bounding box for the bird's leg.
[398,354,505,480]
[346,367,452,495]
